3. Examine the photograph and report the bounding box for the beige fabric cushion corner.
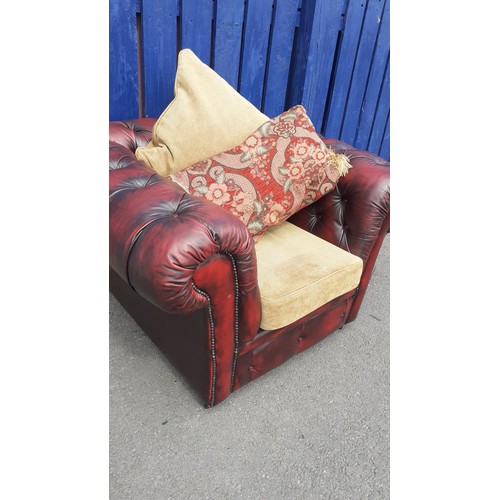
[136,49,269,176]
[254,222,363,330]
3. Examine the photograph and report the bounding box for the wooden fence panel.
[238,0,275,109]
[354,0,389,151]
[141,0,177,118]
[368,54,390,156]
[109,0,139,120]
[262,0,301,118]
[323,0,367,139]
[340,0,386,147]
[300,0,346,130]
[181,0,213,65]
[288,0,346,129]
[213,0,246,89]
[380,112,390,160]
[109,0,390,159]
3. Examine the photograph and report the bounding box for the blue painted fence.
[110,0,390,160]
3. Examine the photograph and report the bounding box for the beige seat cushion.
[254,222,363,330]
[136,49,269,176]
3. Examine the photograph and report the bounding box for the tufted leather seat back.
[109,118,156,151]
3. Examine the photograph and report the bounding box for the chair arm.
[288,139,389,321]
[109,141,261,326]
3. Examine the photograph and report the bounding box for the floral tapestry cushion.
[169,105,351,239]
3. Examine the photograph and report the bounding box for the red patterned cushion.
[169,105,350,239]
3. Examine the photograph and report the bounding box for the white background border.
[2,1,499,498]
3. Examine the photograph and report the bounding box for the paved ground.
[109,236,390,499]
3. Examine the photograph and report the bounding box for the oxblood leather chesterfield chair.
[109,118,390,408]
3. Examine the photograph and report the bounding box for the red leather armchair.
[109,118,390,407]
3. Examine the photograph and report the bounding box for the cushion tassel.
[328,149,351,177]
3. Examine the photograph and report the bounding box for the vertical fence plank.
[340,0,386,146]
[379,112,390,160]
[368,55,389,155]
[239,0,274,109]
[181,0,213,65]
[323,0,367,139]
[213,0,246,89]
[354,0,389,150]
[109,0,139,120]
[262,0,301,117]
[142,0,178,118]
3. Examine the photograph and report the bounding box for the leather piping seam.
[191,283,216,408]
[345,285,360,322]
[223,251,240,393]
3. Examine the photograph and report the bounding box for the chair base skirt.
[111,266,356,406]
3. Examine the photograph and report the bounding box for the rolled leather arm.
[109,128,260,318]
[289,138,390,265]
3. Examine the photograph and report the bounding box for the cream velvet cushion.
[136,49,269,176]
[254,222,363,330]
